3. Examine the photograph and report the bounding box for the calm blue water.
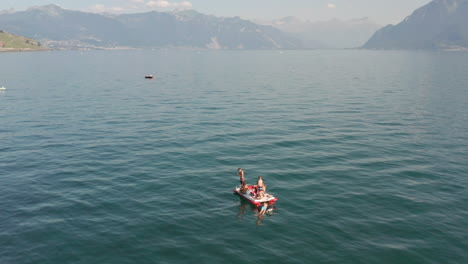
[1,50,467,264]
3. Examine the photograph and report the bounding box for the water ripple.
[1,50,467,264]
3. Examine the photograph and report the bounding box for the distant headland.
[0,30,47,52]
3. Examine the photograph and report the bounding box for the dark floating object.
[145,75,154,79]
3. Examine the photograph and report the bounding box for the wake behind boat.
[233,184,278,207]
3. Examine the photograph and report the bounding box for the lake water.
[1,50,467,264]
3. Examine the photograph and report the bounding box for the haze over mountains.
[0,5,302,49]
[0,4,378,50]
[363,0,468,49]
[264,17,381,49]
[1,0,468,50]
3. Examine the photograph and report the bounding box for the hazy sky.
[0,0,433,25]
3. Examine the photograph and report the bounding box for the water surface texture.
[1,50,467,264]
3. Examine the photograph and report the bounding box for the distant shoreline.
[1,47,467,52]
[0,47,49,52]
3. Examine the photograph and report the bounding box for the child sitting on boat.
[240,181,249,194]
[256,176,266,199]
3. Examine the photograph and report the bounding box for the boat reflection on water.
[237,201,247,219]
[256,213,265,225]
[237,200,256,220]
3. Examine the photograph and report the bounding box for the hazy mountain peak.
[27,4,66,16]
[28,4,64,11]
[275,16,303,25]
[172,9,210,21]
[404,0,466,23]
[173,9,202,17]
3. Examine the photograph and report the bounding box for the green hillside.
[0,30,45,50]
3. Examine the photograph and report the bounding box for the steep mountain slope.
[363,0,468,49]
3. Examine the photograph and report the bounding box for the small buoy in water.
[145,75,154,79]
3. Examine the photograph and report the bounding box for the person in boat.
[237,168,245,185]
[240,181,249,194]
[256,176,266,199]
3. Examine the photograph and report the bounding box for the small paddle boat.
[145,75,154,79]
[233,185,278,207]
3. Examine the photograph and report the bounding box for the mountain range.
[2,1,468,50]
[363,0,468,49]
[0,5,303,49]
